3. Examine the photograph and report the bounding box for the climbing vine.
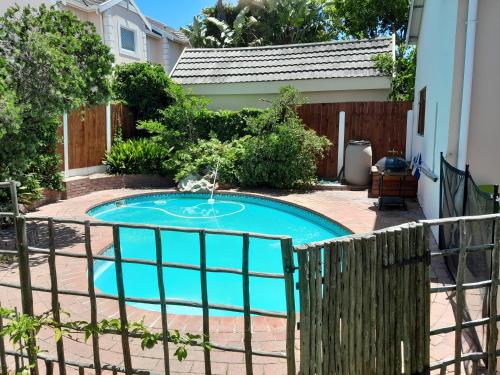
[0,307,210,374]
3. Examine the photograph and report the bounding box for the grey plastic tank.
[344,140,372,185]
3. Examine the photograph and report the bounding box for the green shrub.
[168,137,245,185]
[139,94,263,146]
[112,63,183,120]
[104,139,173,175]
[236,87,331,188]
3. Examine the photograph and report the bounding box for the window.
[120,27,136,52]
[418,87,426,135]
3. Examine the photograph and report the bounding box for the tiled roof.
[147,17,190,45]
[171,37,393,85]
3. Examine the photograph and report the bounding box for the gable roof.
[68,0,151,30]
[170,37,393,85]
[147,17,190,45]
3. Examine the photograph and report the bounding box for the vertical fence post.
[280,238,296,375]
[454,220,467,375]
[199,230,211,375]
[154,227,170,375]
[112,225,133,375]
[487,217,499,374]
[15,216,38,375]
[47,218,66,375]
[106,102,112,152]
[84,221,102,375]
[63,112,69,177]
[405,109,414,161]
[462,164,470,216]
[493,185,499,214]
[242,233,253,375]
[337,111,346,178]
[0,304,8,374]
[9,181,19,216]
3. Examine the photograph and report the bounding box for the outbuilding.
[170,37,394,110]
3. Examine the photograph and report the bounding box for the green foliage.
[112,63,182,121]
[373,45,416,101]
[139,92,262,146]
[104,138,173,176]
[323,0,411,42]
[0,306,210,373]
[236,87,330,188]
[0,4,114,202]
[168,137,246,184]
[183,0,332,47]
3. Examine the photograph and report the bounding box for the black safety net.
[439,154,499,372]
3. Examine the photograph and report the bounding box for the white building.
[0,0,189,73]
[407,0,500,220]
[170,37,394,110]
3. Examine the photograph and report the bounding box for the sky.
[135,0,232,30]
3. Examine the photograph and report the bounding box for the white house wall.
[101,2,148,64]
[411,0,462,221]
[466,0,500,186]
[198,89,390,110]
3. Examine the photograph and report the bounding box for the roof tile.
[171,37,393,84]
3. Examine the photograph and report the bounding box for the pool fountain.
[207,159,220,205]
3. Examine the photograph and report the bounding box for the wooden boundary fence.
[298,102,412,179]
[57,103,135,176]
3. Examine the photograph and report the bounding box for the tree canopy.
[0,4,114,202]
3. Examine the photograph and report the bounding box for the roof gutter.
[457,0,478,169]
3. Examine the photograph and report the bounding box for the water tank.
[344,140,372,185]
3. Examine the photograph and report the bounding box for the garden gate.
[295,223,431,374]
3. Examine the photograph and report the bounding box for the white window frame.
[119,25,138,57]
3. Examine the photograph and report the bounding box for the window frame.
[417,87,427,136]
[119,25,137,56]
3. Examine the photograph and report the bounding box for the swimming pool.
[87,193,350,316]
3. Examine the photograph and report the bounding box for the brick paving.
[0,188,458,374]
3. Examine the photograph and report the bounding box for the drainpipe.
[457,0,478,169]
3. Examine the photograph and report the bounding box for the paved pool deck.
[0,188,458,374]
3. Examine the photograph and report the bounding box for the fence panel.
[0,183,297,375]
[296,223,430,374]
[297,101,412,179]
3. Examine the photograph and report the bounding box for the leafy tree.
[0,4,114,201]
[183,0,332,48]
[373,45,416,101]
[112,62,183,121]
[323,0,410,42]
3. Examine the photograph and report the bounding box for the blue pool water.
[87,193,350,316]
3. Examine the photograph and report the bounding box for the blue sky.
[136,0,228,30]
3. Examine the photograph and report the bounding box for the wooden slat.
[83,221,102,375]
[280,238,296,375]
[454,220,467,375]
[112,225,133,375]
[401,226,411,374]
[15,216,39,375]
[242,233,253,375]
[487,217,499,374]
[154,228,171,375]
[298,251,311,375]
[47,218,66,375]
[199,230,211,375]
[322,244,331,375]
[0,304,7,374]
[347,240,356,374]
